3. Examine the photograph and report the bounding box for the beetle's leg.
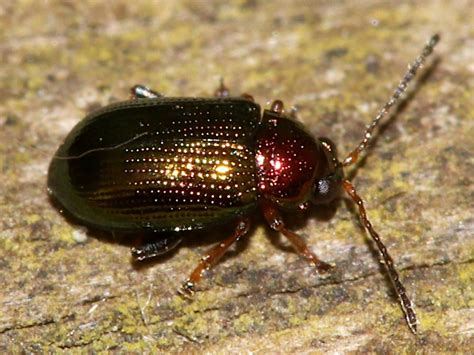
[179,218,251,297]
[130,84,163,99]
[270,99,285,114]
[131,235,182,261]
[241,93,255,102]
[261,201,333,273]
[289,105,300,120]
[214,77,254,101]
[214,77,230,97]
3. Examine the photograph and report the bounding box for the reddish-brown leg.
[261,201,333,272]
[179,218,251,297]
[270,99,284,114]
[342,179,417,333]
[241,93,255,101]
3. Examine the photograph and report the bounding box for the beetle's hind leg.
[131,234,182,261]
[179,218,251,297]
[130,85,163,99]
[214,77,254,101]
[214,77,230,97]
[261,201,333,273]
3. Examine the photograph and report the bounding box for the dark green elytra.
[48,98,261,233]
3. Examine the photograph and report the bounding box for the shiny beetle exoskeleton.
[48,35,440,333]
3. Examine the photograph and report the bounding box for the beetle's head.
[256,109,343,210]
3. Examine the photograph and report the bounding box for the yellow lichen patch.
[51,224,75,244]
[233,310,264,334]
[458,263,474,288]
[332,219,357,241]
[26,214,41,224]
[417,308,450,334]
[172,311,217,340]
[115,303,149,335]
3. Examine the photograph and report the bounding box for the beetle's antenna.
[342,34,440,167]
[342,179,418,333]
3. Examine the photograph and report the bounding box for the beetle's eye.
[312,174,341,205]
[317,179,330,195]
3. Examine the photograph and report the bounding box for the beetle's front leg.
[179,218,251,297]
[130,84,163,99]
[261,201,333,273]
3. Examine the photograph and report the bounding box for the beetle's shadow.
[264,200,341,254]
[50,190,338,271]
[128,223,258,271]
[49,195,259,270]
[47,195,201,265]
[74,209,337,271]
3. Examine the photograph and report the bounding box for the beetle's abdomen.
[48,98,261,232]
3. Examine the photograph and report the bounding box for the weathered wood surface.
[0,1,472,352]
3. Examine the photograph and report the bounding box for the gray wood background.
[1,1,472,352]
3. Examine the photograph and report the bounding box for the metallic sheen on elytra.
[49,98,262,232]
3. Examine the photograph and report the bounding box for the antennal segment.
[342,34,440,167]
[342,179,418,333]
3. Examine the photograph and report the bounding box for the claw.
[178,280,195,299]
[131,247,146,261]
[314,260,334,273]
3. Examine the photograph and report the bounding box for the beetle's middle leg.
[131,234,182,261]
[261,201,333,273]
[179,218,251,297]
[130,84,163,99]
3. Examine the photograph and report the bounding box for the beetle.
[48,34,439,333]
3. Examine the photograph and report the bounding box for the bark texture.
[0,1,473,352]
